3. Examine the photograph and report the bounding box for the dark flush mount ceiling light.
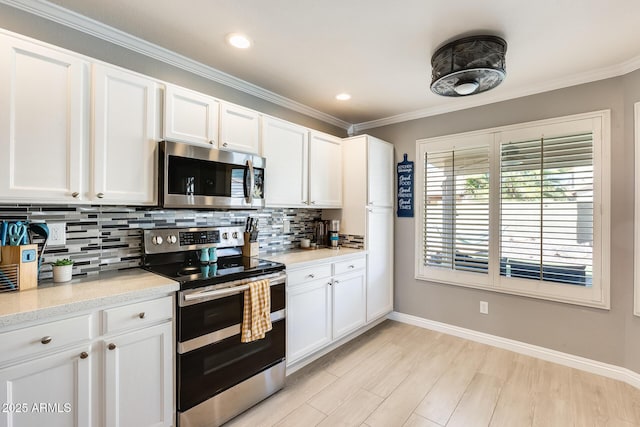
[431,35,507,97]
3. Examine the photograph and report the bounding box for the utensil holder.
[0,245,38,291]
[242,232,259,258]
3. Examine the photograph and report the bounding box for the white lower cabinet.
[332,271,366,339]
[0,294,174,427]
[287,278,332,363]
[287,255,366,365]
[0,344,92,427]
[104,322,173,427]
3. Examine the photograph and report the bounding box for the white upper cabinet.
[0,35,88,203]
[368,136,394,207]
[219,102,260,154]
[262,117,309,207]
[92,64,158,205]
[309,131,342,208]
[163,84,219,147]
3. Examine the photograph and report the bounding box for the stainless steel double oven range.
[142,225,286,427]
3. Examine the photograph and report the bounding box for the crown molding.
[353,54,640,133]
[0,0,351,131]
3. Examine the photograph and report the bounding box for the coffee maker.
[328,220,340,249]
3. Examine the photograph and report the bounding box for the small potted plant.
[52,258,74,283]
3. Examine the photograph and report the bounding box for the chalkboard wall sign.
[397,153,414,217]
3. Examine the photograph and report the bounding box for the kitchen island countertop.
[262,247,366,269]
[0,268,179,328]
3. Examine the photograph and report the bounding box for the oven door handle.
[184,284,250,301]
[182,274,286,303]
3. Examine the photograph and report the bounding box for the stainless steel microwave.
[159,140,265,209]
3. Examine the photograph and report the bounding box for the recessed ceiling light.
[226,33,252,49]
[336,93,351,101]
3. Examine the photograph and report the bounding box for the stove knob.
[222,232,228,240]
[232,232,238,239]
[152,236,163,245]
[167,235,177,244]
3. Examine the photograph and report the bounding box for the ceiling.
[17,0,640,130]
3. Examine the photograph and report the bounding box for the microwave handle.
[245,159,255,205]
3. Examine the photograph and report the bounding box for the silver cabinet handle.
[348,265,355,269]
[328,281,332,286]
[307,274,315,279]
[222,142,228,147]
[139,312,145,319]
[108,343,116,351]
[96,192,105,199]
[41,336,52,344]
[209,140,214,145]
[80,352,89,359]
[72,192,79,198]
[310,201,316,205]
[334,279,340,284]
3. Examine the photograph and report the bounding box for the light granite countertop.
[262,247,366,269]
[0,269,179,328]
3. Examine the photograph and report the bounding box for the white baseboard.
[388,311,640,390]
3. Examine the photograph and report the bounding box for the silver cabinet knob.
[209,140,214,145]
[222,142,228,147]
[96,192,105,199]
[310,201,316,205]
[80,352,89,359]
[41,336,52,345]
[139,312,145,319]
[72,192,79,198]
[108,343,116,351]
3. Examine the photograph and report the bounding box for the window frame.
[634,102,640,317]
[415,110,611,309]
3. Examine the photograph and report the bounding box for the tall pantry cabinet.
[342,135,394,322]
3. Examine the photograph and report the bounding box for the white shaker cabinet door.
[262,117,308,207]
[219,102,260,154]
[0,36,88,203]
[0,344,92,427]
[287,278,332,364]
[366,207,394,322]
[332,270,367,339]
[367,137,394,208]
[308,131,342,208]
[92,64,158,205]
[163,84,219,148]
[104,321,173,427]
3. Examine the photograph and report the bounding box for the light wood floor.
[226,320,640,427]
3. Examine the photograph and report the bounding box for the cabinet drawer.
[287,264,332,285]
[103,296,173,334]
[333,256,366,275]
[0,314,92,365]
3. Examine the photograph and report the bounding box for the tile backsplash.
[0,205,323,280]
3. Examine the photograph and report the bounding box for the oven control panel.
[143,226,244,254]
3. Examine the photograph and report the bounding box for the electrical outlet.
[283,219,290,234]
[48,222,66,246]
[480,301,489,315]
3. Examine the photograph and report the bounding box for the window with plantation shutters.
[500,133,593,286]
[424,146,490,274]
[416,111,610,309]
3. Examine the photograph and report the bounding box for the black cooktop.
[143,255,285,290]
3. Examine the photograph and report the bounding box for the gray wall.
[0,4,346,138]
[366,71,640,373]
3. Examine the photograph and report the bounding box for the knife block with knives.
[242,217,259,258]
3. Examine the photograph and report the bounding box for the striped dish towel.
[241,279,272,343]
